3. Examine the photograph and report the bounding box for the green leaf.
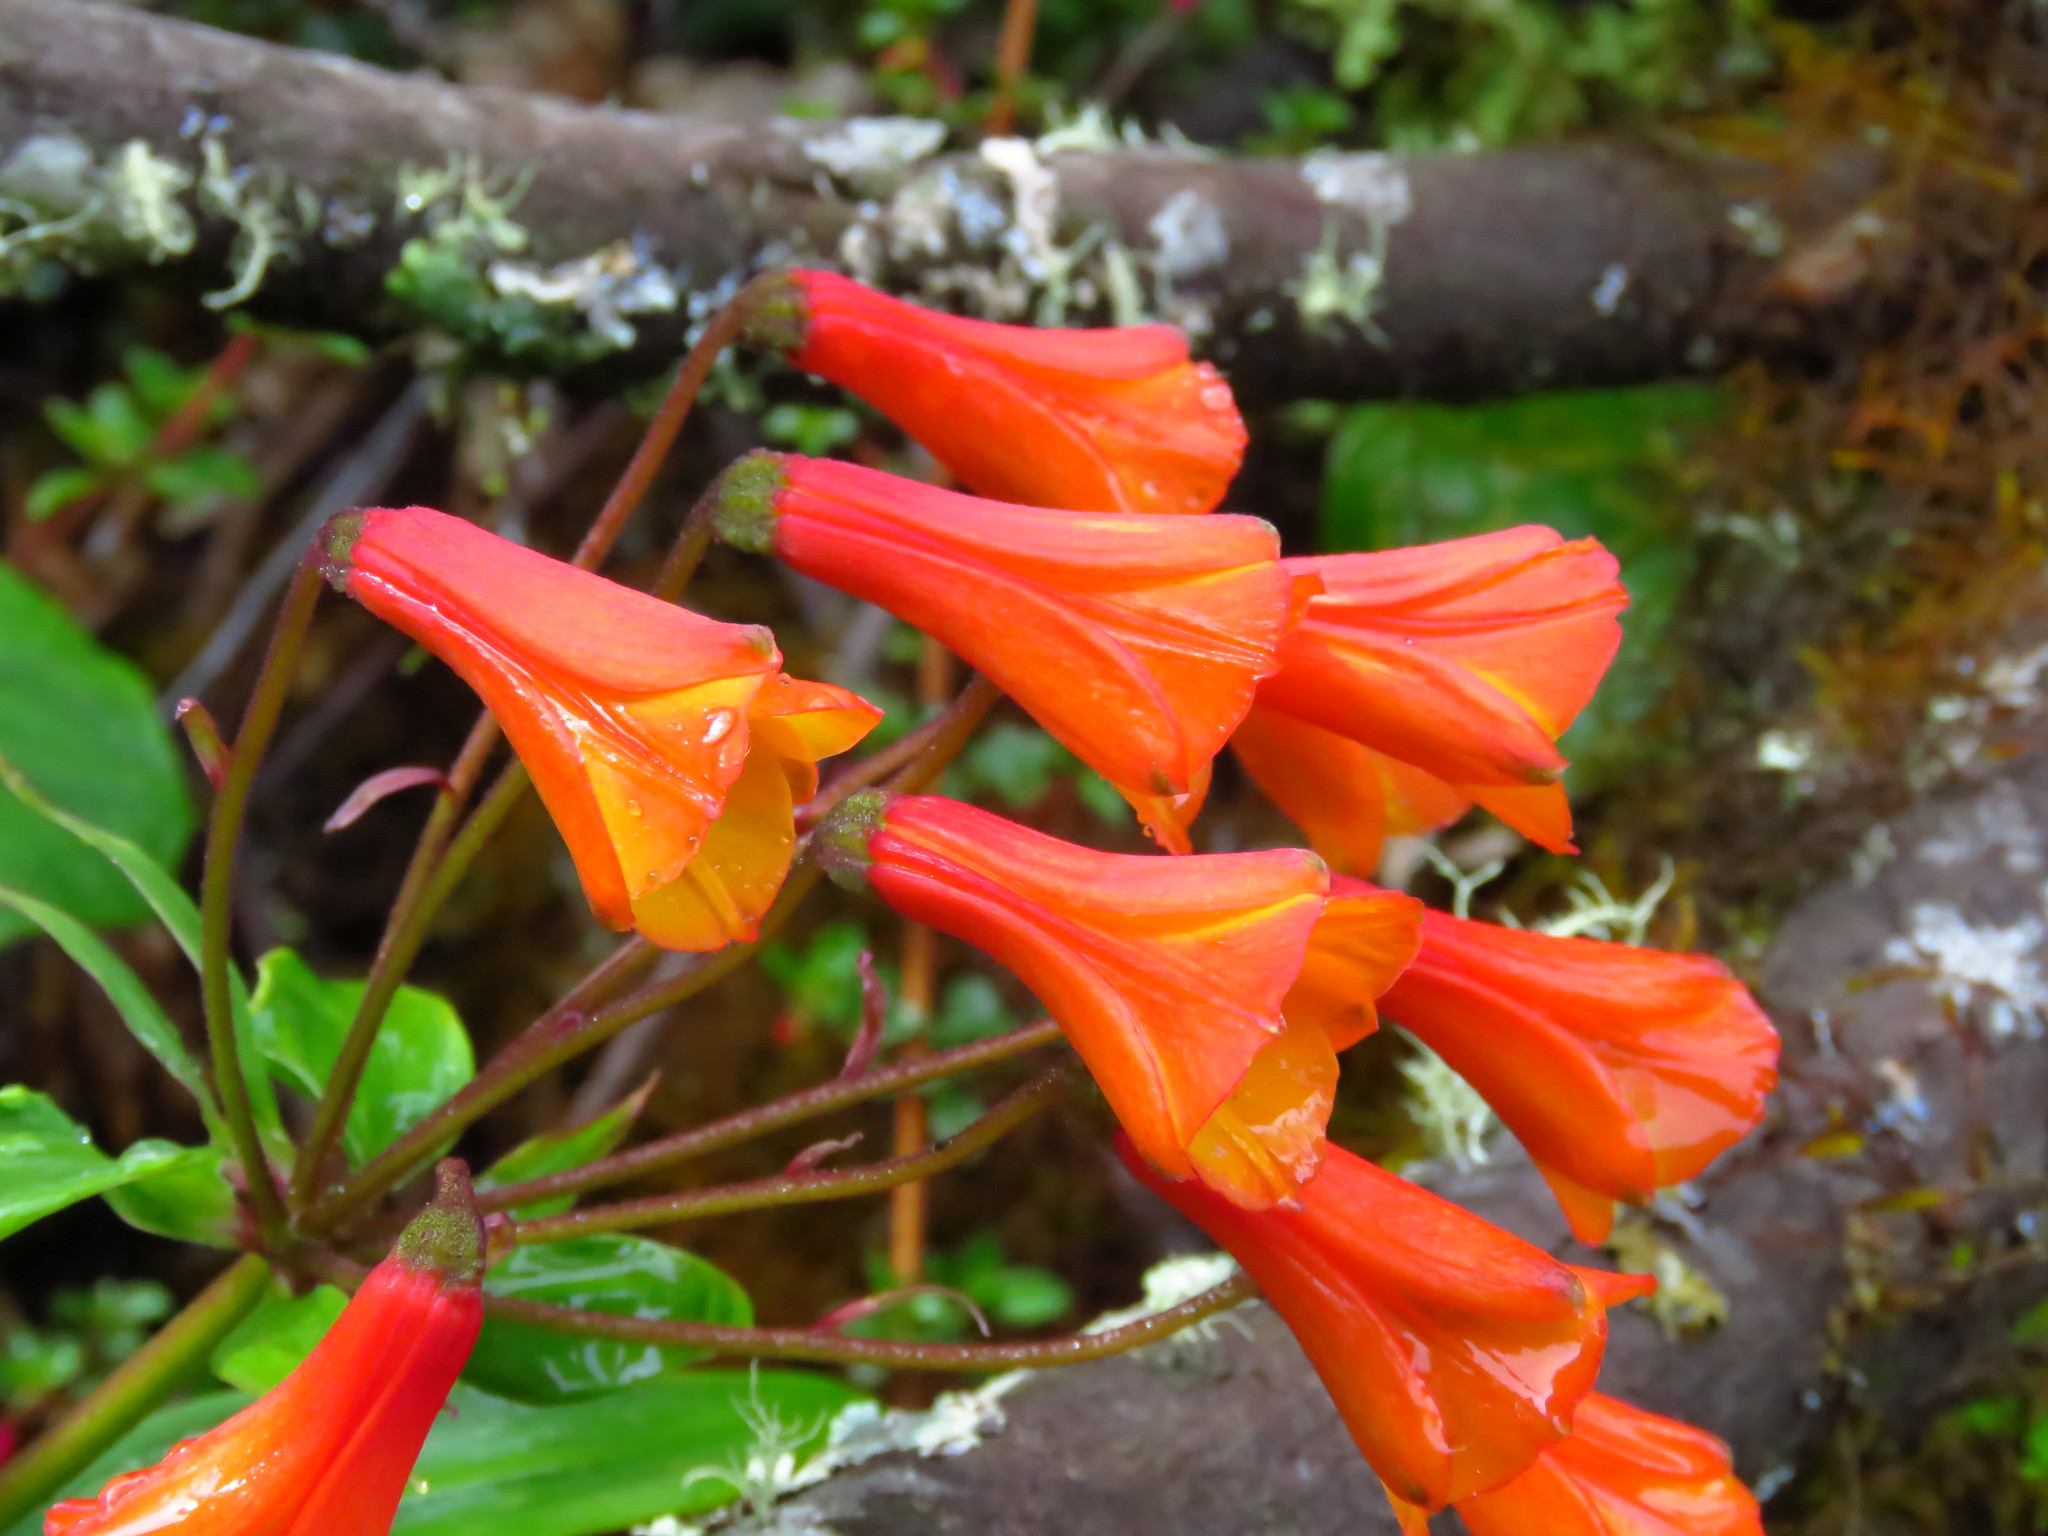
[146,448,260,513]
[0,1086,213,1242]
[476,1079,655,1220]
[0,882,219,1135]
[104,1147,239,1247]
[249,949,475,1165]
[24,466,102,522]
[209,1285,349,1393]
[83,383,155,466]
[0,747,280,1150]
[3,1374,868,1536]
[466,1236,751,1403]
[0,566,195,950]
[122,347,199,419]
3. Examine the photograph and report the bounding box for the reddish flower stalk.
[1374,884,1780,1243]
[1241,528,1626,866]
[745,270,1247,516]
[820,791,1334,1209]
[1120,1139,1615,1516]
[47,1163,484,1536]
[708,452,1307,849]
[325,507,879,952]
[1456,1394,1763,1536]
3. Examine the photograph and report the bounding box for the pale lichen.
[1290,149,1413,336]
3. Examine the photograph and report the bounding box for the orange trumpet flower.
[1458,1394,1763,1536]
[1379,894,1781,1243]
[1248,528,1626,856]
[708,453,1307,850]
[747,270,1247,515]
[819,791,1332,1208]
[328,507,879,953]
[49,1163,484,1536]
[1120,1138,1611,1513]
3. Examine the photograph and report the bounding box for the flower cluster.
[150,269,1779,1534]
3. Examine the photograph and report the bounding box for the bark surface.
[0,0,1868,401]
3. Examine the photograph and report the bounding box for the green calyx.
[316,510,366,595]
[815,789,891,893]
[395,1158,485,1287]
[737,272,810,354]
[704,451,789,555]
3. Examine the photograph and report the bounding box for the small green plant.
[30,347,257,524]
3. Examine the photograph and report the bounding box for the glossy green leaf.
[209,1285,349,1394]
[0,750,280,1150]
[476,1079,655,1219]
[3,1373,867,1536]
[0,566,194,950]
[249,948,474,1165]
[467,1236,751,1403]
[0,882,219,1136]
[0,1087,213,1242]
[105,1147,239,1247]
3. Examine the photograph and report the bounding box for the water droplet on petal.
[703,709,736,744]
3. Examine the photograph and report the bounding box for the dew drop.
[703,709,736,744]
[1200,383,1232,410]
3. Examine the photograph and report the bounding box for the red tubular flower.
[1457,1394,1763,1536]
[749,270,1247,516]
[1120,1139,1610,1513]
[49,1164,484,1536]
[1231,704,1470,875]
[1378,893,1781,1244]
[709,453,1308,850]
[1247,528,1626,855]
[820,791,1331,1208]
[328,507,879,952]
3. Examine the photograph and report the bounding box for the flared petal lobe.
[821,792,1329,1206]
[1121,1139,1608,1511]
[1232,705,1472,875]
[760,270,1247,516]
[1249,528,1626,854]
[48,1186,483,1536]
[1457,1394,1763,1536]
[712,453,1303,847]
[1380,900,1781,1243]
[331,508,878,952]
[1283,878,1424,1051]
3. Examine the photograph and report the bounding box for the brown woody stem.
[484,1270,1255,1370]
[511,1067,1068,1243]
[477,1018,1066,1211]
[201,553,324,1241]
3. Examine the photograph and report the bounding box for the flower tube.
[746,269,1246,515]
[819,791,1332,1208]
[327,507,879,952]
[1457,1394,1763,1536]
[1378,893,1780,1243]
[48,1163,485,1536]
[1121,1140,1611,1514]
[708,453,1307,849]
[1245,528,1626,856]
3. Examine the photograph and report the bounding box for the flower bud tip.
[318,511,367,594]
[815,789,889,892]
[738,272,810,354]
[704,451,789,555]
[396,1158,485,1286]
